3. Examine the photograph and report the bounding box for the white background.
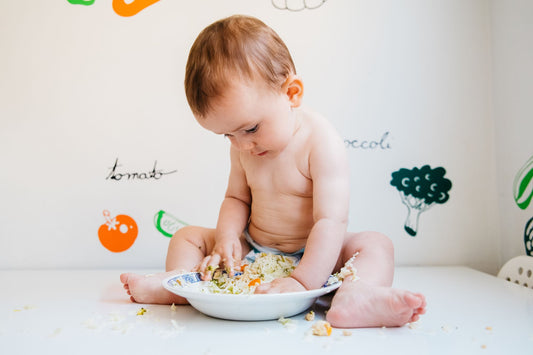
[1,0,532,274]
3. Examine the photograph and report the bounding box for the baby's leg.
[327,231,426,328]
[120,226,216,305]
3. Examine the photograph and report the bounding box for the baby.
[120,15,425,328]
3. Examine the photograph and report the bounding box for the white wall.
[0,0,504,273]
[491,0,533,265]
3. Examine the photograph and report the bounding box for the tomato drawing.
[98,210,138,252]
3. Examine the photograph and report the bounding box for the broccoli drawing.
[390,165,452,237]
[525,217,533,256]
[271,0,328,11]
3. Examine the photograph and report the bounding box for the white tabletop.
[1,267,532,355]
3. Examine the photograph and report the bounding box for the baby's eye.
[245,125,259,134]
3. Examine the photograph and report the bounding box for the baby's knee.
[169,225,215,250]
[172,225,198,238]
[368,231,394,252]
[169,226,201,245]
[348,231,394,255]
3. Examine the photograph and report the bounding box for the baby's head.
[185,15,296,118]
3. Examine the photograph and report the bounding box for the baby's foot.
[120,272,188,305]
[326,281,426,328]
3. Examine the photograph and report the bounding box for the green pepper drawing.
[67,0,95,5]
[513,155,533,210]
[154,210,188,238]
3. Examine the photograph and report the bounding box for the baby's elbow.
[314,215,348,231]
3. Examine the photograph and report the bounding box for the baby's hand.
[254,277,306,294]
[198,237,242,280]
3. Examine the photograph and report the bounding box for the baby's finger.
[231,244,242,274]
[254,282,274,294]
[217,245,235,276]
[223,256,235,276]
[197,255,210,272]
[200,254,221,280]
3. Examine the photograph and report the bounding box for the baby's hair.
[185,15,296,117]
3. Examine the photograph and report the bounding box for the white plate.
[162,272,342,321]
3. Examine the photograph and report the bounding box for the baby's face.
[196,79,299,158]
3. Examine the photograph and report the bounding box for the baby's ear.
[283,75,304,108]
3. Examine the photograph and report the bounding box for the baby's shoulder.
[299,108,343,146]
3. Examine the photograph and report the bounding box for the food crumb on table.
[311,320,332,336]
[49,328,62,338]
[408,322,420,329]
[304,310,315,321]
[278,316,297,329]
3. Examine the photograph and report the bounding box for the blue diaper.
[243,228,305,265]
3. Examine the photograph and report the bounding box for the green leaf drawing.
[67,0,96,5]
[513,155,533,210]
[154,210,187,238]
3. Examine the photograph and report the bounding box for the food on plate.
[304,310,315,321]
[205,253,296,294]
[325,252,359,285]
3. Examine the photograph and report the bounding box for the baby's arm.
[292,128,349,289]
[257,122,349,293]
[198,146,251,279]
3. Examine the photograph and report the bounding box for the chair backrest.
[497,255,533,289]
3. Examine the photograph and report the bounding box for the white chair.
[497,255,533,289]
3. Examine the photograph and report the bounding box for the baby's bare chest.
[242,154,312,197]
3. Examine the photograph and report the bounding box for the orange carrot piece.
[248,278,261,287]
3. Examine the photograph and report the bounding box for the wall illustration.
[271,0,328,11]
[513,155,533,210]
[112,0,160,17]
[513,155,533,255]
[154,210,188,238]
[98,210,138,252]
[66,0,161,17]
[67,0,95,5]
[525,217,533,256]
[390,165,452,237]
[67,0,328,17]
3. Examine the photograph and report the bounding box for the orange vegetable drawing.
[98,210,138,252]
[112,0,160,17]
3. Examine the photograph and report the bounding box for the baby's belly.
[248,194,314,253]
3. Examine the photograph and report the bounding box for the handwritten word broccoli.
[390,165,452,236]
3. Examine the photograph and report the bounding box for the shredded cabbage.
[204,253,296,294]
